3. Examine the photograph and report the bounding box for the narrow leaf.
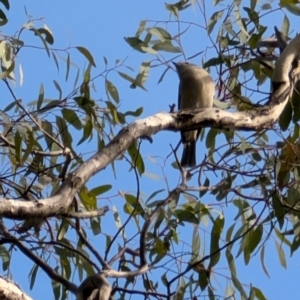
[76,46,96,67]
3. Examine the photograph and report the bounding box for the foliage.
[0,0,300,299]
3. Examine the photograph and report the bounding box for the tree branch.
[0,33,298,222]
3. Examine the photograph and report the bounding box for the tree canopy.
[1,1,300,299]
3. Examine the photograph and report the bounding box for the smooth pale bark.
[0,277,32,300]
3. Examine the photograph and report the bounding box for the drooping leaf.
[53,80,62,100]
[208,215,224,268]
[152,41,181,53]
[0,0,9,10]
[279,100,292,131]
[135,20,146,38]
[105,79,120,103]
[30,28,50,57]
[61,108,82,130]
[207,10,224,34]
[77,117,93,145]
[29,264,39,290]
[37,84,44,110]
[127,142,145,176]
[275,240,287,269]
[76,46,96,67]
[146,27,172,42]
[0,8,7,26]
[90,184,112,196]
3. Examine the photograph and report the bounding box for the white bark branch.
[0,277,32,300]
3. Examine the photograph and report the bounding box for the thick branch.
[0,276,32,300]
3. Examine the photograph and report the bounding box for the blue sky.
[1,1,300,299]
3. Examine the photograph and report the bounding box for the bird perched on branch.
[173,62,215,167]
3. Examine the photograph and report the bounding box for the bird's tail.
[181,141,196,167]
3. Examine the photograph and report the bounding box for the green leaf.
[90,184,112,196]
[207,10,224,34]
[281,14,290,37]
[165,1,191,17]
[275,240,287,269]
[200,177,210,197]
[226,249,248,299]
[37,84,44,110]
[280,1,300,16]
[272,194,285,229]
[192,228,200,257]
[77,117,93,145]
[233,5,248,40]
[123,107,143,117]
[135,20,146,38]
[208,215,224,268]
[157,66,170,84]
[124,193,144,215]
[79,187,96,209]
[203,56,224,68]
[133,61,150,90]
[118,71,135,85]
[127,142,145,176]
[197,264,209,291]
[56,115,73,147]
[53,80,62,100]
[52,51,59,72]
[74,68,80,89]
[66,53,70,81]
[105,79,120,103]
[248,224,263,254]
[251,286,267,300]
[41,120,54,149]
[51,278,61,300]
[111,205,123,232]
[61,108,82,130]
[11,37,24,47]
[57,220,69,240]
[39,100,61,113]
[0,245,10,270]
[124,37,157,54]
[279,100,292,131]
[260,245,270,278]
[37,28,54,44]
[103,56,108,66]
[243,7,259,28]
[0,9,7,26]
[29,264,39,289]
[250,0,257,10]
[175,209,199,224]
[0,60,15,79]
[3,101,17,112]
[0,0,9,10]
[146,189,165,204]
[261,3,272,10]
[152,41,181,53]
[244,224,263,265]
[22,130,34,165]
[76,46,96,67]
[30,28,50,57]
[14,131,22,164]
[106,101,122,124]
[146,27,172,42]
[91,218,101,236]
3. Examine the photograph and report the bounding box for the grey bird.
[173,62,215,167]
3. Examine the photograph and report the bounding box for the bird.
[173,62,215,167]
